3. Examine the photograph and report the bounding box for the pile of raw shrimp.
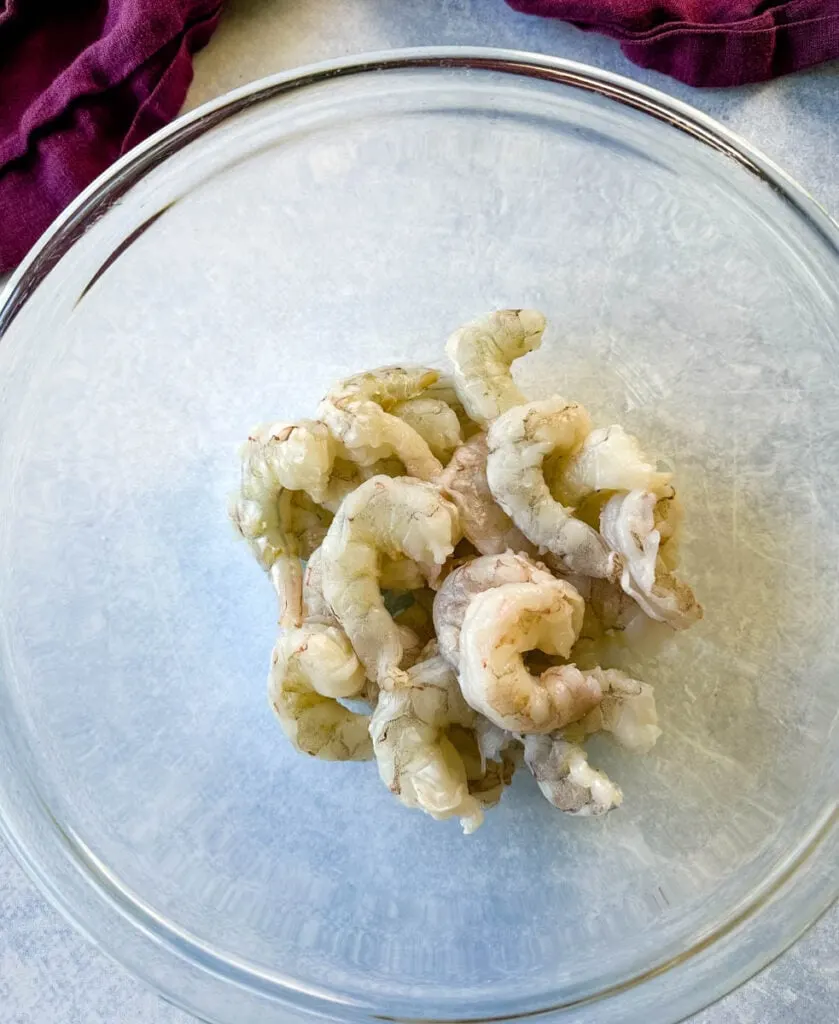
[232,309,702,834]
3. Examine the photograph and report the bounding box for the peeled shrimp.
[318,366,443,480]
[562,668,661,754]
[321,475,460,685]
[268,624,372,760]
[486,398,621,580]
[369,647,484,833]
[433,551,555,668]
[523,735,623,816]
[458,578,600,733]
[445,309,546,426]
[391,396,462,463]
[600,489,702,629]
[305,546,423,667]
[439,433,538,557]
[550,425,672,506]
[231,442,332,628]
[243,420,366,517]
[244,420,336,504]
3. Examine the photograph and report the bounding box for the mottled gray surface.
[0,1,836,1022]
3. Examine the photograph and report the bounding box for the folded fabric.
[506,0,839,87]
[0,0,223,273]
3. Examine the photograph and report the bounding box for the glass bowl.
[0,48,836,1024]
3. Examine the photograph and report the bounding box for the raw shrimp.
[244,419,337,505]
[445,309,546,426]
[433,551,554,668]
[231,443,332,628]
[439,434,538,557]
[305,546,424,663]
[550,425,672,506]
[268,624,372,760]
[486,398,621,580]
[318,366,443,480]
[391,396,463,463]
[321,476,460,685]
[562,668,661,754]
[458,578,600,733]
[600,489,702,629]
[523,735,623,816]
[369,647,484,833]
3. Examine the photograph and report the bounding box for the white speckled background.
[0,1,836,1022]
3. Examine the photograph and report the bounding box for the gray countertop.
[1,1,836,1022]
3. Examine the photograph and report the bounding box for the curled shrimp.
[439,434,538,557]
[486,397,621,580]
[458,578,601,733]
[369,646,485,833]
[243,420,336,503]
[391,396,463,464]
[268,624,372,761]
[550,425,672,507]
[231,442,332,627]
[562,668,661,754]
[321,476,460,685]
[600,489,702,630]
[523,735,623,816]
[445,309,546,426]
[318,366,443,480]
[305,546,423,670]
[242,420,368,516]
[432,551,554,668]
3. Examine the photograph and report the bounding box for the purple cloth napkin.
[0,0,223,273]
[506,0,839,86]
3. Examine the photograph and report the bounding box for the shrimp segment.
[600,489,702,629]
[318,366,443,480]
[458,579,598,733]
[439,434,538,557]
[524,735,623,816]
[231,439,332,628]
[321,476,460,684]
[445,309,546,426]
[486,398,620,580]
[563,668,661,754]
[391,396,463,463]
[433,551,554,668]
[370,648,484,833]
[550,425,672,506]
[268,625,372,761]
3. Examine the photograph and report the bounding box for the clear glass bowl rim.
[0,46,836,1024]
